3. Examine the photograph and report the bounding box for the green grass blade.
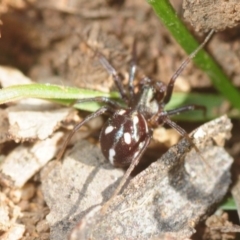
[0,83,238,121]
[166,92,224,121]
[0,83,120,112]
[220,197,237,210]
[147,0,240,109]
[0,83,119,103]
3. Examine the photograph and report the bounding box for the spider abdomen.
[100,109,149,167]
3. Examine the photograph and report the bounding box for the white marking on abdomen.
[118,109,126,115]
[109,148,116,165]
[124,132,131,144]
[133,115,139,124]
[139,142,144,149]
[132,114,140,142]
[105,125,114,135]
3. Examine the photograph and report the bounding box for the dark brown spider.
[57,30,214,200]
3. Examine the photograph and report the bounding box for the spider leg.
[161,116,193,140]
[166,105,206,117]
[74,97,123,109]
[98,53,129,104]
[159,116,203,162]
[101,132,152,213]
[56,106,113,162]
[162,30,214,106]
[78,39,128,103]
[162,116,213,172]
[128,39,137,100]
[149,104,206,127]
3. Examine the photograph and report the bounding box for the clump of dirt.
[183,0,240,32]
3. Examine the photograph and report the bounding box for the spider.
[57,30,214,200]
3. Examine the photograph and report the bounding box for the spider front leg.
[56,106,114,162]
[162,30,214,106]
[98,53,129,104]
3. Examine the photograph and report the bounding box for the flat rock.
[41,140,124,240]
[42,116,233,240]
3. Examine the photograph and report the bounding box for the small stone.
[21,183,35,201]
[36,220,50,233]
